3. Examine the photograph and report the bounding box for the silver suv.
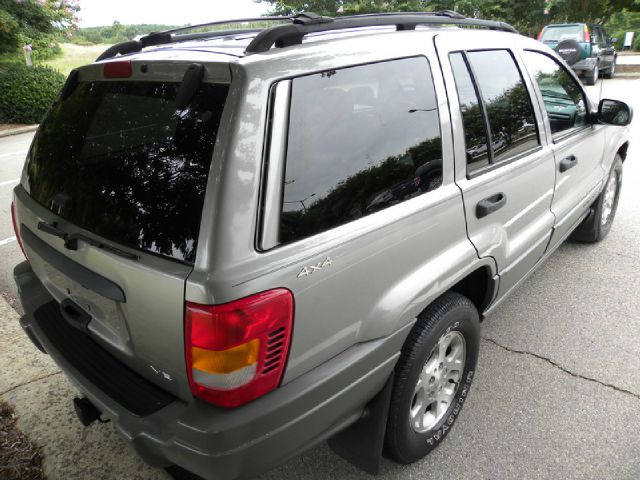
[11,12,631,480]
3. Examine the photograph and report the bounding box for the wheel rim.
[409,331,466,433]
[601,171,618,226]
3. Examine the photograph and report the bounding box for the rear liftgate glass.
[25,74,228,263]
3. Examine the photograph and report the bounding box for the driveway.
[1,78,639,480]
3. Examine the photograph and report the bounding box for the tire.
[603,60,616,79]
[571,155,623,243]
[585,65,599,85]
[385,292,480,464]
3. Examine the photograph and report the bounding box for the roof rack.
[96,15,296,61]
[246,11,517,54]
[95,11,517,61]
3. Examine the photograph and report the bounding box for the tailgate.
[13,60,230,402]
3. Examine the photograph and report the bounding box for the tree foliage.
[258,0,640,36]
[70,22,178,45]
[0,62,65,122]
[0,0,79,57]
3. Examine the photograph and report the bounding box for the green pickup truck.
[538,23,617,85]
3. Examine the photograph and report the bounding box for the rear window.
[25,81,228,263]
[541,25,584,43]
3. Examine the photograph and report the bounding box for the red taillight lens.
[537,30,543,41]
[104,61,132,78]
[10,202,27,259]
[185,289,294,408]
[584,25,591,43]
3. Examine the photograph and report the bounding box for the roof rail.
[245,11,518,54]
[95,11,517,61]
[96,15,297,61]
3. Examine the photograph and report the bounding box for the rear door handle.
[559,155,578,172]
[476,192,507,219]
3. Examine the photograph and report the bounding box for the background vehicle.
[538,23,617,84]
[11,12,631,480]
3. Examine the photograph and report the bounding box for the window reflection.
[27,82,228,263]
[522,50,587,135]
[466,50,539,163]
[451,50,539,172]
[280,57,443,244]
[450,53,490,170]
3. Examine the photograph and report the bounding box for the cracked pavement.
[1,79,639,479]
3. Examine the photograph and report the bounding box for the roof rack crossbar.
[245,11,517,54]
[96,15,297,61]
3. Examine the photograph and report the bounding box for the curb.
[0,125,38,138]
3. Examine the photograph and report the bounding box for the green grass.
[43,43,111,76]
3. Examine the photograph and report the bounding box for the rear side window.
[26,81,228,263]
[451,50,539,173]
[279,57,443,244]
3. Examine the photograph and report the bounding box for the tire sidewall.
[388,297,480,462]
[597,157,623,238]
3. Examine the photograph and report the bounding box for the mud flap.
[327,372,394,475]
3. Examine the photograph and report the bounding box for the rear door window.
[26,81,228,263]
[450,50,539,174]
[279,57,443,244]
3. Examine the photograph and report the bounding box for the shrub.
[0,63,65,124]
[610,30,625,50]
[634,34,640,52]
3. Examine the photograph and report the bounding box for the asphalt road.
[0,77,639,480]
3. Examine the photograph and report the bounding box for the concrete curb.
[0,125,38,138]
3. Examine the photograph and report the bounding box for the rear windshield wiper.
[37,221,139,261]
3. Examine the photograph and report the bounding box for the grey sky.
[77,0,271,27]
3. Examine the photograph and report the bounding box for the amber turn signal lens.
[191,339,260,375]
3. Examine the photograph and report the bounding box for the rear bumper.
[14,261,407,480]
[571,57,597,73]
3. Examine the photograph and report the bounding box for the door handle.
[476,192,507,219]
[559,155,578,172]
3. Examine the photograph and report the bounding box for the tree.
[0,0,79,56]
[257,0,640,36]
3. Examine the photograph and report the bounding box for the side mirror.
[598,99,633,126]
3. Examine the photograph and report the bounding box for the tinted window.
[523,50,588,136]
[26,81,228,263]
[466,50,539,163]
[280,57,442,244]
[450,52,490,170]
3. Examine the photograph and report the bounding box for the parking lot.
[1,77,639,479]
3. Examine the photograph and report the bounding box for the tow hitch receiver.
[73,397,104,427]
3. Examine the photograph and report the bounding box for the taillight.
[10,202,27,259]
[185,289,294,408]
[104,61,132,78]
[584,25,591,43]
[537,30,543,41]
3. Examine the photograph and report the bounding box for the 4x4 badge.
[297,257,333,278]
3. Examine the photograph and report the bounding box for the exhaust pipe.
[73,397,105,427]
